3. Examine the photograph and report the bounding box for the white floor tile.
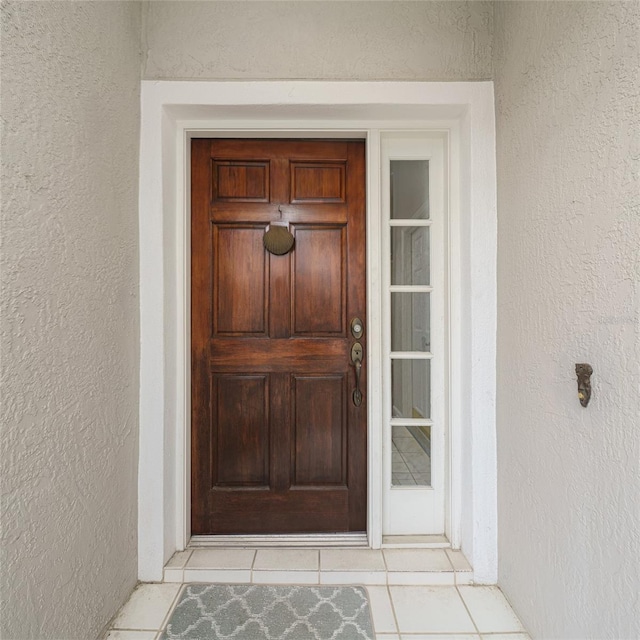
[183,568,252,583]
[389,586,476,634]
[186,548,255,569]
[387,571,454,585]
[253,548,319,570]
[111,583,181,631]
[376,635,400,640]
[165,550,192,569]
[105,631,158,640]
[455,571,474,585]
[366,586,397,633]
[252,570,319,584]
[480,634,530,640]
[384,549,452,572]
[458,586,525,634]
[320,570,387,585]
[321,549,386,571]
[162,568,183,583]
[446,549,472,571]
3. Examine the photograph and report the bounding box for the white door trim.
[138,81,497,584]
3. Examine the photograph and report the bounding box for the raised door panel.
[212,375,269,486]
[290,161,346,204]
[293,375,346,486]
[213,160,270,203]
[214,226,268,335]
[292,226,346,335]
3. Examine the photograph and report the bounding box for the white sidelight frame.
[381,133,448,536]
[138,81,497,584]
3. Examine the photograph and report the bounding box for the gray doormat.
[161,584,375,640]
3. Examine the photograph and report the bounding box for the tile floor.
[163,548,473,586]
[104,548,529,640]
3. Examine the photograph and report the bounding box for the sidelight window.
[389,160,433,487]
[381,132,447,535]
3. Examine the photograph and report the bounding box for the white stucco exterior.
[0,2,141,639]
[141,0,493,82]
[494,2,640,638]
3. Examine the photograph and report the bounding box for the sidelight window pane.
[390,226,430,285]
[391,359,431,419]
[390,160,429,219]
[391,425,432,487]
[391,292,430,352]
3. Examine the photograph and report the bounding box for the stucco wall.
[142,0,493,80]
[494,2,640,638]
[0,2,141,638]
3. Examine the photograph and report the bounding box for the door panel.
[290,161,346,203]
[293,375,346,486]
[292,226,345,335]
[213,375,269,486]
[191,139,367,534]
[213,161,270,203]
[213,226,268,336]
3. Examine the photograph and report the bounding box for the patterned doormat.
[161,584,375,640]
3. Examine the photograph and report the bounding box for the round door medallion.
[263,225,294,256]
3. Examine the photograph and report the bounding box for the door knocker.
[263,222,294,256]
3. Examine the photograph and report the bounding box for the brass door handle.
[351,342,363,406]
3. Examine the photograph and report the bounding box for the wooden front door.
[191,139,367,534]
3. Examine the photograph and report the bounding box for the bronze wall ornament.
[263,223,294,256]
[575,363,593,407]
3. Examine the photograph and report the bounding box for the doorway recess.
[137,81,497,584]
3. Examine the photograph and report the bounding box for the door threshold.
[189,533,368,548]
[382,534,450,548]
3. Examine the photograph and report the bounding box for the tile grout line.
[178,548,193,584]
[157,583,186,636]
[444,547,459,587]
[381,548,401,633]
[177,548,193,584]
[381,547,390,585]
[385,583,402,637]
[249,548,257,584]
[456,583,482,637]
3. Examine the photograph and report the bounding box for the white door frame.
[138,81,497,584]
[381,133,448,536]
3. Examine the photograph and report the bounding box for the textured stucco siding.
[0,2,141,638]
[142,0,493,81]
[494,2,640,639]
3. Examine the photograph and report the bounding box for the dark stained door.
[191,139,367,534]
